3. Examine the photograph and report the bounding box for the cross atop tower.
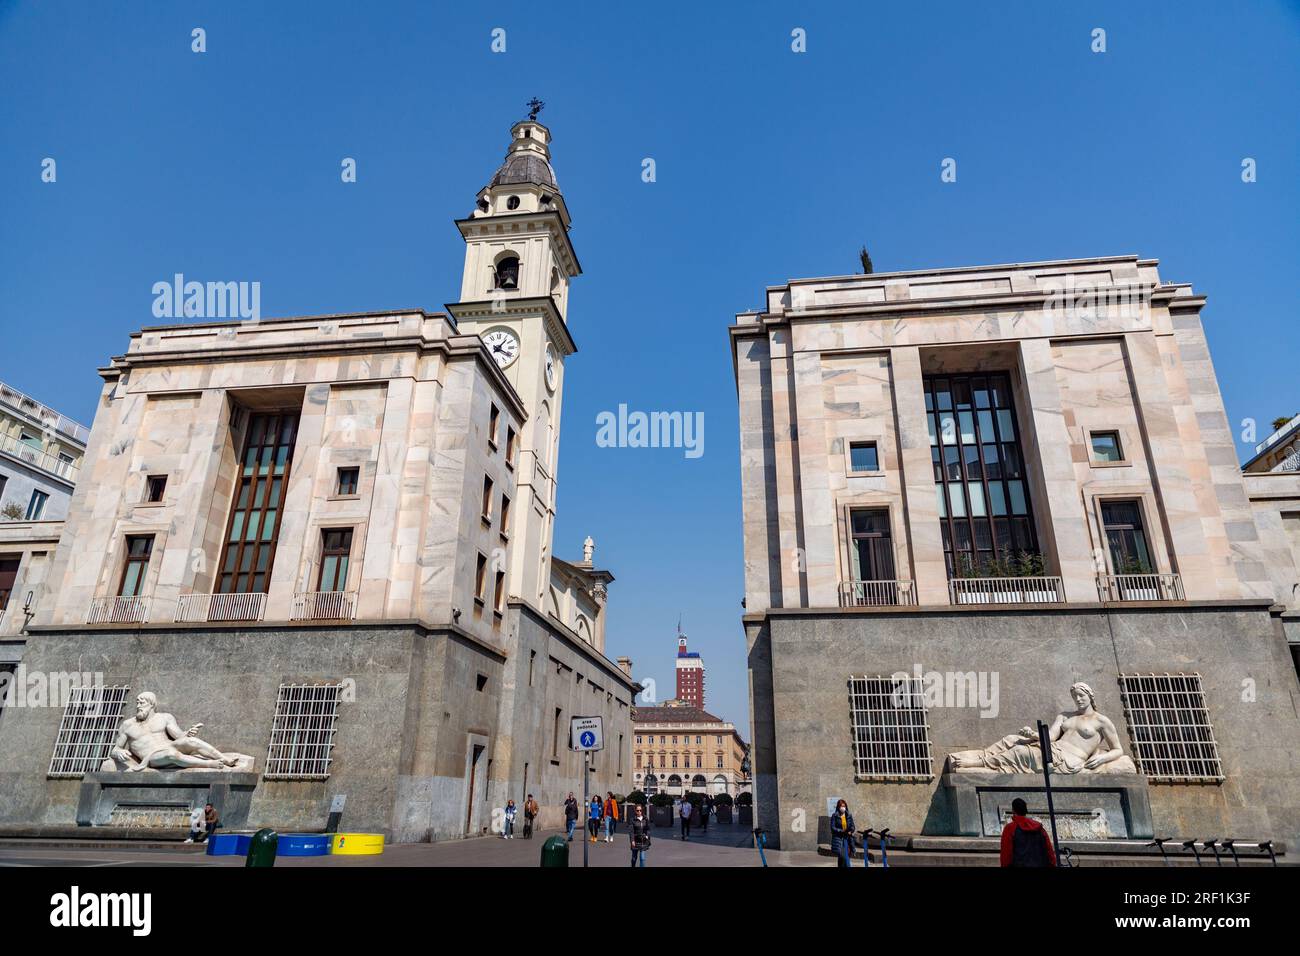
[526,97,545,122]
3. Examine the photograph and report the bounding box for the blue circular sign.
[580,731,596,748]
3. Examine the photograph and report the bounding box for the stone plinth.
[941,771,1153,839]
[76,771,258,829]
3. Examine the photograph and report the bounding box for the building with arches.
[632,703,749,798]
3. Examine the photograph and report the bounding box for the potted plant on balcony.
[649,792,674,828]
[713,792,734,823]
[735,790,754,825]
[952,552,1052,603]
[1116,556,1158,600]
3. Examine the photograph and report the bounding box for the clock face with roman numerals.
[482,326,520,369]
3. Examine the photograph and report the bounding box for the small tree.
[649,792,674,808]
[0,502,24,521]
[712,792,734,808]
[1273,415,1297,432]
[735,791,753,807]
[625,790,647,806]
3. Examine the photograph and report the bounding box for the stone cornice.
[446,295,578,358]
[454,210,582,278]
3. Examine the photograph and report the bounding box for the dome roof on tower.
[489,150,558,191]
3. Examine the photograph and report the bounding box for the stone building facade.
[731,255,1300,851]
[0,119,638,840]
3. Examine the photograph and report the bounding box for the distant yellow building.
[632,703,749,797]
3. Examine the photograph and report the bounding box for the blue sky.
[2,1,1297,735]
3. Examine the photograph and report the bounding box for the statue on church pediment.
[102,692,254,773]
[947,682,1137,775]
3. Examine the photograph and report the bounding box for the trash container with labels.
[540,834,569,867]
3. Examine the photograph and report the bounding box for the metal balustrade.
[838,580,919,607]
[0,431,79,482]
[291,590,358,621]
[948,576,1065,605]
[174,592,267,623]
[1097,573,1184,602]
[86,595,150,624]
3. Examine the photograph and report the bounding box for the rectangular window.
[216,411,299,594]
[118,535,154,597]
[0,557,19,612]
[1091,431,1124,463]
[18,430,41,451]
[145,475,168,503]
[500,494,511,535]
[717,755,723,769]
[926,373,1038,578]
[25,490,49,520]
[1101,500,1154,573]
[475,553,488,603]
[482,475,494,522]
[48,685,131,777]
[318,528,353,592]
[553,707,563,758]
[264,683,344,779]
[336,466,359,496]
[849,441,879,472]
[1118,673,1223,782]
[489,404,500,448]
[848,675,934,780]
[529,650,536,686]
[505,427,517,467]
[848,508,895,586]
[493,569,506,613]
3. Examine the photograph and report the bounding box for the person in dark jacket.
[830,799,855,867]
[629,803,652,867]
[699,793,711,832]
[564,793,579,842]
[999,798,1057,867]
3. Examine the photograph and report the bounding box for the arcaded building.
[731,255,1300,851]
[0,119,637,840]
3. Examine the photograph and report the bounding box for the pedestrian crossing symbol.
[569,716,604,752]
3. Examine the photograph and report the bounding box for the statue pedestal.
[940,772,1153,839]
[76,771,258,829]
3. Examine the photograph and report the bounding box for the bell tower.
[450,103,581,610]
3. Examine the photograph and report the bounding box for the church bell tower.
[449,103,581,609]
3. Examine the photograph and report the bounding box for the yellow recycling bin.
[331,832,385,856]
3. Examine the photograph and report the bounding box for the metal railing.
[1097,573,1184,602]
[174,592,267,623]
[0,381,90,444]
[86,595,149,624]
[0,431,79,482]
[839,580,919,607]
[948,576,1065,605]
[291,590,358,621]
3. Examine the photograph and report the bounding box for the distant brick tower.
[674,625,705,709]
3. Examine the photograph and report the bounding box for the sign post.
[570,716,604,869]
[1036,719,1063,866]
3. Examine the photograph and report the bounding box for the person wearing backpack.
[999,797,1057,867]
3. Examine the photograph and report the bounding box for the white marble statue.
[946,682,1137,775]
[102,692,254,773]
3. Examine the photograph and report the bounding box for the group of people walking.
[562,792,622,843]
[501,794,540,839]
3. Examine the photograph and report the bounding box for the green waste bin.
[540,834,569,867]
[246,828,279,867]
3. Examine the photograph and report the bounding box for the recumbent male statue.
[946,682,1137,774]
[103,692,254,773]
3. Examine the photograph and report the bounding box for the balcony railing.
[0,431,79,483]
[0,380,90,444]
[839,580,919,607]
[291,590,358,621]
[174,592,267,623]
[1097,573,1184,603]
[948,576,1065,605]
[86,595,149,624]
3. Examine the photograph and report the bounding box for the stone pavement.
[0,822,828,868]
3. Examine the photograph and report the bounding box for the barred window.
[848,675,934,780]
[264,683,344,779]
[1118,673,1223,782]
[48,685,131,778]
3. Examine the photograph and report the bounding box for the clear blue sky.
[2,1,1297,736]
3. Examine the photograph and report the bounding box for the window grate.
[264,683,344,779]
[1117,673,1223,782]
[848,675,934,781]
[48,685,131,778]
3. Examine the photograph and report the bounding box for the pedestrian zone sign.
[570,715,604,752]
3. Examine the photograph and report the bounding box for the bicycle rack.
[1221,839,1240,867]
[1180,839,1203,866]
[1147,837,1171,866]
[1204,838,1222,866]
